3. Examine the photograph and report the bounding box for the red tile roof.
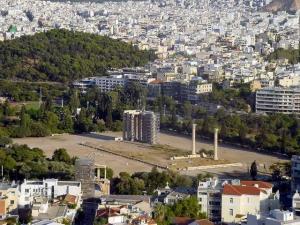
[240,181,273,189]
[64,194,77,205]
[194,219,214,225]
[172,217,213,225]
[0,200,5,215]
[223,184,261,196]
[96,207,120,218]
[149,79,163,84]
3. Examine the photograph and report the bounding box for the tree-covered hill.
[268,47,299,64]
[0,29,155,83]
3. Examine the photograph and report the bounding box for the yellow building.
[0,183,19,217]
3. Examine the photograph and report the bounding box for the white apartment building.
[256,87,300,114]
[278,75,300,88]
[245,210,300,225]
[222,181,280,224]
[198,178,240,222]
[19,179,81,207]
[73,67,155,93]
[94,75,126,92]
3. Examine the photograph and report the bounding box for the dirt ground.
[13,131,288,177]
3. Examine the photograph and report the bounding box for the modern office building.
[256,87,300,114]
[123,110,159,144]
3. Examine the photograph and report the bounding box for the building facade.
[221,181,279,224]
[291,155,300,193]
[0,182,19,218]
[19,179,81,207]
[245,210,300,225]
[197,178,241,223]
[256,87,300,114]
[123,110,159,144]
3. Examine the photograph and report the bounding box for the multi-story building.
[19,179,81,207]
[291,155,300,193]
[161,78,212,103]
[181,78,213,102]
[221,181,280,224]
[72,77,96,93]
[197,178,240,223]
[73,67,155,93]
[0,182,19,219]
[245,210,300,225]
[123,110,159,144]
[245,209,300,225]
[256,87,300,114]
[94,74,126,92]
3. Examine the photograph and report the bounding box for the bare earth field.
[13,131,288,177]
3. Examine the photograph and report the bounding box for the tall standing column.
[214,128,219,160]
[96,168,100,179]
[192,124,197,155]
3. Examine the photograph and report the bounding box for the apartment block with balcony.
[198,178,240,223]
[256,87,300,114]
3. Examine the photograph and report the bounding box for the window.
[230,198,233,203]
[199,198,202,202]
[229,209,233,216]
[10,200,14,205]
[25,189,29,193]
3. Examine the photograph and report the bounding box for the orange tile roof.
[194,219,214,225]
[149,79,163,84]
[173,217,213,225]
[64,194,77,204]
[223,184,261,196]
[96,207,120,218]
[240,181,273,189]
[173,217,192,225]
[0,200,5,215]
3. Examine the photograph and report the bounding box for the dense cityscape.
[0,0,299,224]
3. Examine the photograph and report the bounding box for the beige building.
[0,182,19,218]
[222,181,279,224]
[250,80,262,92]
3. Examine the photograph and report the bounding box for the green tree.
[52,148,71,164]
[250,160,258,180]
[182,101,192,120]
